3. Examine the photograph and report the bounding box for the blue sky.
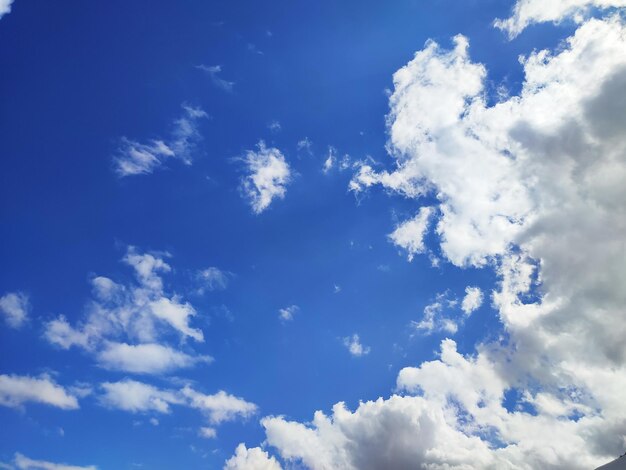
[1,1,625,469]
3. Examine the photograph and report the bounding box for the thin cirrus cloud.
[240,141,292,214]
[0,291,29,329]
[43,247,208,375]
[12,452,97,470]
[114,104,208,177]
[240,1,626,468]
[196,64,234,92]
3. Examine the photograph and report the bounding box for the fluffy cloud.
[0,374,79,410]
[460,286,483,315]
[13,453,96,470]
[259,4,626,468]
[44,247,208,375]
[278,305,299,322]
[388,207,433,261]
[241,142,292,214]
[0,0,13,20]
[412,293,459,335]
[495,0,626,37]
[0,292,29,329]
[342,334,370,357]
[100,380,256,427]
[96,342,211,374]
[114,105,207,176]
[197,267,230,292]
[224,444,282,470]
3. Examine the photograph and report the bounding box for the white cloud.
[13,453,96,470]
[224,444,282,470]
[297,137,313,155]
[494,0,626,37]
[197,267,230,292]
[0,0,13,20]
[199,427,217,439]
[260,9,626,469]
[412,296,458,335]
[278,305,299,322]
[44,247,208,375]
[268,121,281,132]
[99,379,183,414]
[460,286,483,315]
[96,342,211,375]
[241,142,292,214]
[342,334,370,357]
[388,207,433,261]
[0,374,79,410]
[0,292,29,329]
[197,64,234,92]
[182,387,257,425]
[114,105,207,176]
[322,146,336,173]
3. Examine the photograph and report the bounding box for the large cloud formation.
[228,2,626,468]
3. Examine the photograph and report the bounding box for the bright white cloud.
[342,334,370,357]
[241,142,291,214]
[99,379,183,414]
[13,453,96,470]
[322,146,336,173]
[266,8,626,469]
[0,292,29,329]
[182,387,257,425]
[114,105,207,176]
[0,0,13,20]
[0,374,79,410]
[44,247,208,375]
[388,207,433,261]
[278,305,299,322]
[460,286,483,315]
[224,444,283,470]
[196,64,234,92]
[96,342,211,375]
[495,0,626,37]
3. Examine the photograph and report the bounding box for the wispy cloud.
[0,374,79,410]
[278,305,299,322]
[0,292,29,329]
[114,105,207,177]
[196,64,234,92]
[343,334,370,357]
[13,453,96,470]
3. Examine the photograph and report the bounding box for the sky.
[0,0,625,469]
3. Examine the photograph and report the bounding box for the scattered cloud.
[196,267,230,293]
[240,141,292,214]
[198,427,217,439]
[0,374,79,410]
[278,305,299,322]
[342,334,370,357]
[322,146,336,173]
[0,0,13,20]
[196,64,234,92]
[0,292,29,329]
[388,207,433,261]
[13,453,96,470]
[114,105,208,177]
[460,286,483,315]
[44,247,208,375]
[267,120,281,133]
[296,137,312,155]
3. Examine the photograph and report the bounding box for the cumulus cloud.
[224,444,282,470]
[13,453,96,470]
[278,305,299,322]
[240,142,292,214]
[114,105,207,176]
[342,334,370,357]
[96,342,211,375]
[0,0,13,20]
[100,380,256,427]
[0,292,29,329]
[257,6,626,468]
[44,247,208,375]
[388,207,433,261]
[0,374,79,410]
[196,64,234,92]
[460,286,483,315]
[494,0,626,38]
